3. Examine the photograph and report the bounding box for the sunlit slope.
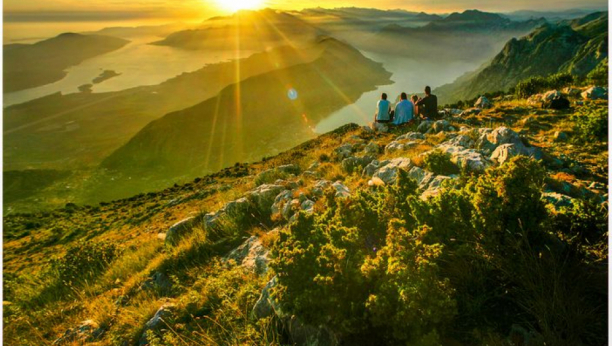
[96,37,391,199]
[152,8,323,50]
[3,44,326,172]
[3,33,129,93]
[435,12,608,103]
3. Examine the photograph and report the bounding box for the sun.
[217,0,264,12]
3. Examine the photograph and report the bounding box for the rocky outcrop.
[436,144,492,173]
[581,86,607,100]
[332,181,351,198]
[140,304,176,345]
[53,320,105,345]
[334,144,354,160]
[165,217,197,246]
[474,96,492,109]
[385,141,418,153]
[372,158,413,184]
[417,120,433,133]
[341,155,374,173]
[247,184,286,214]
[225,235,270,274]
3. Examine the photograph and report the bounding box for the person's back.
[415,86,438,119]
[375,93,391,122]
[393,92,414,125]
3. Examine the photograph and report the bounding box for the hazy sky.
[4,0,608,21]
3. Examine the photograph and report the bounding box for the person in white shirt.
[374,93,392,123]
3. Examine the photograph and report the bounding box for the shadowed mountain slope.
[95,37,391,201]
[435,12,608,103]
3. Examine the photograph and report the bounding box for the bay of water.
[314,51,479,133]
[3,23,253,107]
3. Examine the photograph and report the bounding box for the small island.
[92,69,121,84]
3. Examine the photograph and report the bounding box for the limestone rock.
[460,108,482,116]
[581,86,607,100]
[364,142,380,155]
[53,320,105,345]
[253,277,281,319]
[417,120,433,133]
[432,120,450,133]
[437,144,492,173]
[332,181,351,198]
[165,217,195,246]
[341,155,374,174]
[226,236,270,275]
[247,184,286,215]
[443,134,474,149]
[474,96,492,109]
[140,304,176,345]
[396,132,425,141]
[334,144,353,160]
[362,160,389,177]
[372,158,413,184]
[384,141,418,154]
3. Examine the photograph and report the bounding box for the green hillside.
[3,33,129,92]
[94,37,392,202]
[3,90,607,345]
[3,43,326,173]
[435,12,608,103]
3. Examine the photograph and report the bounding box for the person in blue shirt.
[374,93,392,123]
[392,92,414,125]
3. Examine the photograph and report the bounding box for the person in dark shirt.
[415,86,438,120]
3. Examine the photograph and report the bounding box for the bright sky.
[3,0,608,21]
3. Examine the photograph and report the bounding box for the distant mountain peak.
[444,9,506,22]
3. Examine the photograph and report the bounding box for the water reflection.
[314,51,479,133]
[4,36,254,107]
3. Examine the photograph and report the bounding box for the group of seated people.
[374,86,439,125]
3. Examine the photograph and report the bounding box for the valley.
[2,7,608,213]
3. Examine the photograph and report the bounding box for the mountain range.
[435,11,608,103]
[152,9,323,50]
[367,10,546,62]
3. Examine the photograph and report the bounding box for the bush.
[271,178,456,344]
[587,58,608,86]
[423,150,460,175]
[51,241,118,285]
[572,104,608,143]
[515,73,574,98]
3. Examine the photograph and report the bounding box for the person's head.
[425,86,431,95]
[381,93,387,100]
[411,95,418,102]
[400,92,407,100]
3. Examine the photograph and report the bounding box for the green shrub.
[572,104,608,143]
[271,179,456,344]
[423,150,460,175]
[51,240,118,285]
[587,58,608,86]
[515,73,574,98]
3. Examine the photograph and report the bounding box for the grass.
[2,94,608,345]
